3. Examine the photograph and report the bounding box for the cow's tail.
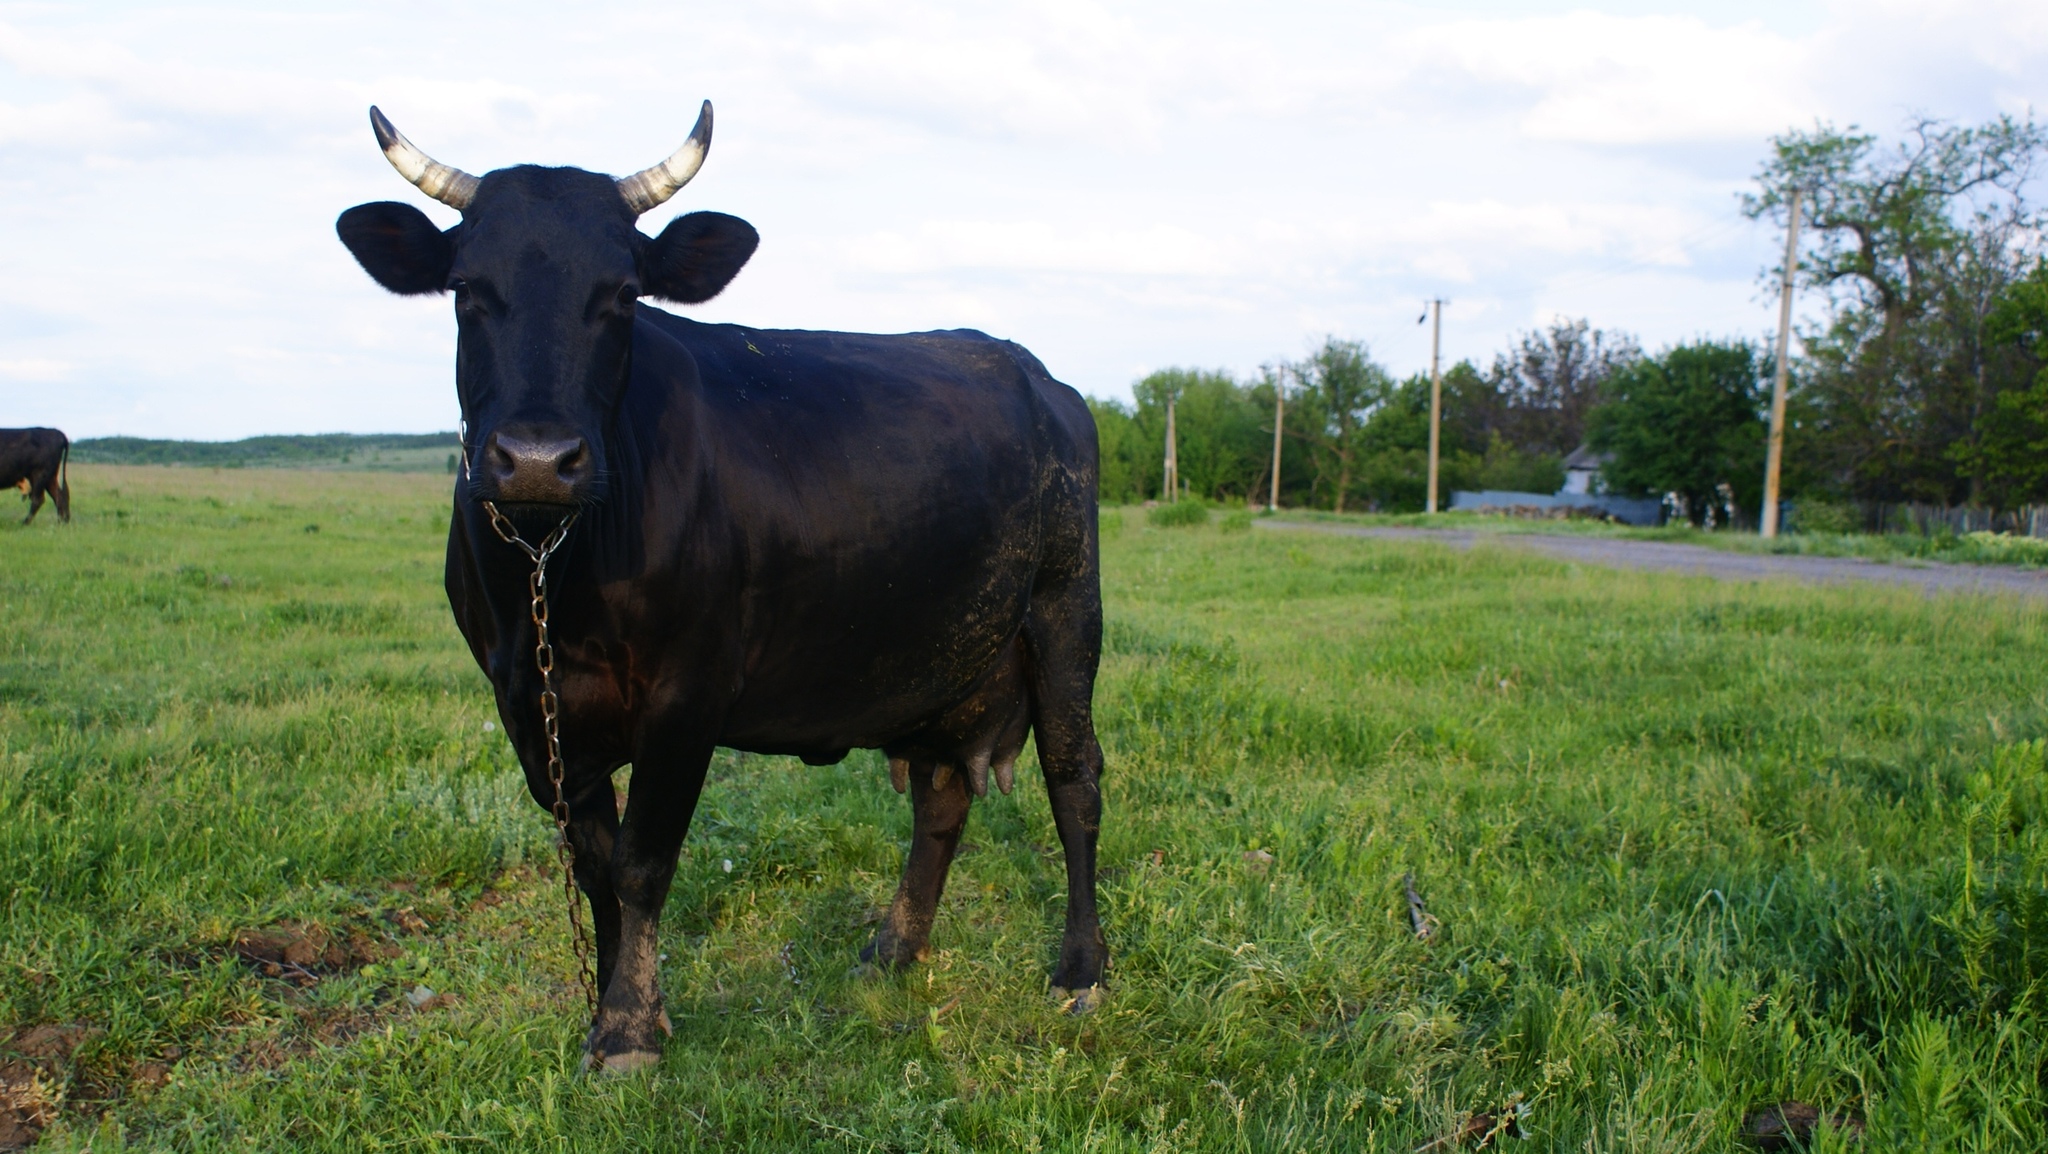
[56,437,70,522]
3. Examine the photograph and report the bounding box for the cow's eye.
[450,279,471,304]
[616,284,640,309]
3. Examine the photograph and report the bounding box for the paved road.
[1256,521,2048,599]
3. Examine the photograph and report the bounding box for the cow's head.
[336,102,757,509]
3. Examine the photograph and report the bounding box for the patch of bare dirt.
[0,1024,104,1151]
[230,920,404,987]
[0,1066,54,1151]
[1744,1102,1863,1149]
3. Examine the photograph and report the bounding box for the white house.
[1560,445,1608,496]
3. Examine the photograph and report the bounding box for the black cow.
[0,428,70,524]
[336,103,1107,1072]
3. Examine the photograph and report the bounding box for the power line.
[1539,214,1762,296]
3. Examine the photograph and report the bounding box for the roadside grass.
[1266,506,2048,569]
[1,468,2044,1150]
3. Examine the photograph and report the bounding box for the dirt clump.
[1744,1102,1863,1149]
[231,922,402,986]
[0,1066,54,1151]
[0,1024,105,1151]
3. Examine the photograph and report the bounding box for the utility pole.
[1268,369,1284,512]
[1761,188,1802,538]
[1163,392,1179,503]
[1423,299,1445,514]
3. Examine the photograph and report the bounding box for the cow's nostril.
[557,443,590,479]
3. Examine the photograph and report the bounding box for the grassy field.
[3,466,2045,1152]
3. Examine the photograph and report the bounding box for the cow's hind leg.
[22,484,43,525]
[1023,586,1108,1009]
[583,736,714,1074]
[862,758,972,968]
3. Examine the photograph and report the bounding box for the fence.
[1856,503,2048,538]
[1449,490,1665,526]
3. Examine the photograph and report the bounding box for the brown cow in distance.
[0,428,70,523]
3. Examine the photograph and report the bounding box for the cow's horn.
[616,101,713,215]
[369,107,480,210]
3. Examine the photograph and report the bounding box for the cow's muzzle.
[482,430,593,505]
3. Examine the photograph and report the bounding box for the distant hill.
[72,433,462,472]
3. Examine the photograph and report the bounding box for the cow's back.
[622,312,1093,750]
[0,428,68,487]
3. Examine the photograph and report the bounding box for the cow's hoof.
[582,1047,662,1076]
[859,934,930,970]
[1050,984,1106,1015]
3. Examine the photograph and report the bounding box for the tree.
[1745,115,2048,504]
[1090,369,1280,505]
[1588,340,1767,526]
[1133,368,1273,504]
[1087,398,1151,503]
[1488,319,1641,456]
[1953,259,2048,506]
[1347,363,1563,510]
[1284,338,1392,513]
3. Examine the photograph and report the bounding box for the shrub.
[1149,500,1210,528]
[1219,509,1253,534]
[1952,531,2048,566]
[1792,500,1858,534]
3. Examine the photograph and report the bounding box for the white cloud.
[1398,13,1813,144]
[0,0,2043,436]
[843,220,1227,277]
[0,358,71,382]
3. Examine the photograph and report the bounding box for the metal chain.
[481,500,596,1013]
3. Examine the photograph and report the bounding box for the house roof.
[1563,444,1609,471]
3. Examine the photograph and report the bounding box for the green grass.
[3,470,2045,1151]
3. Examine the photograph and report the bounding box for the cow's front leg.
[559,775,623,996]
[862,759,972,968]
[514,737,626,1000]
[583,739,714,1074]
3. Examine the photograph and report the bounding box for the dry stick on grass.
[1404,872,1438,942]
[1410,1114,1495,1154]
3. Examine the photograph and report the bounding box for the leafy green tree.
[1090,369,1279,505]
[1589,340,1767,526]
[1488,319,1641,456]
[1746,115,2047,504]
[1087,398,1151,504]
[1349,363,1565,509]
[1284,338,1392,512]
[1953,259,2048,506]
[1134,368,1272,504]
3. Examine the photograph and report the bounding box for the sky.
[1,0,2044,439]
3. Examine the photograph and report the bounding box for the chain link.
[482,500,596,1013]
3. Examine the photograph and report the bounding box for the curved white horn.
[616,101,713,215]
[369,106,481,210]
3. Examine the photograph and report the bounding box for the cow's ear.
[642,212,758,304]
[336,202,456,295]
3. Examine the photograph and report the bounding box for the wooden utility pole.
[1761,188,1802,538]
[1424,299,1445,514]
[1268,372,1284,512]
[1163,393,1179,503]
